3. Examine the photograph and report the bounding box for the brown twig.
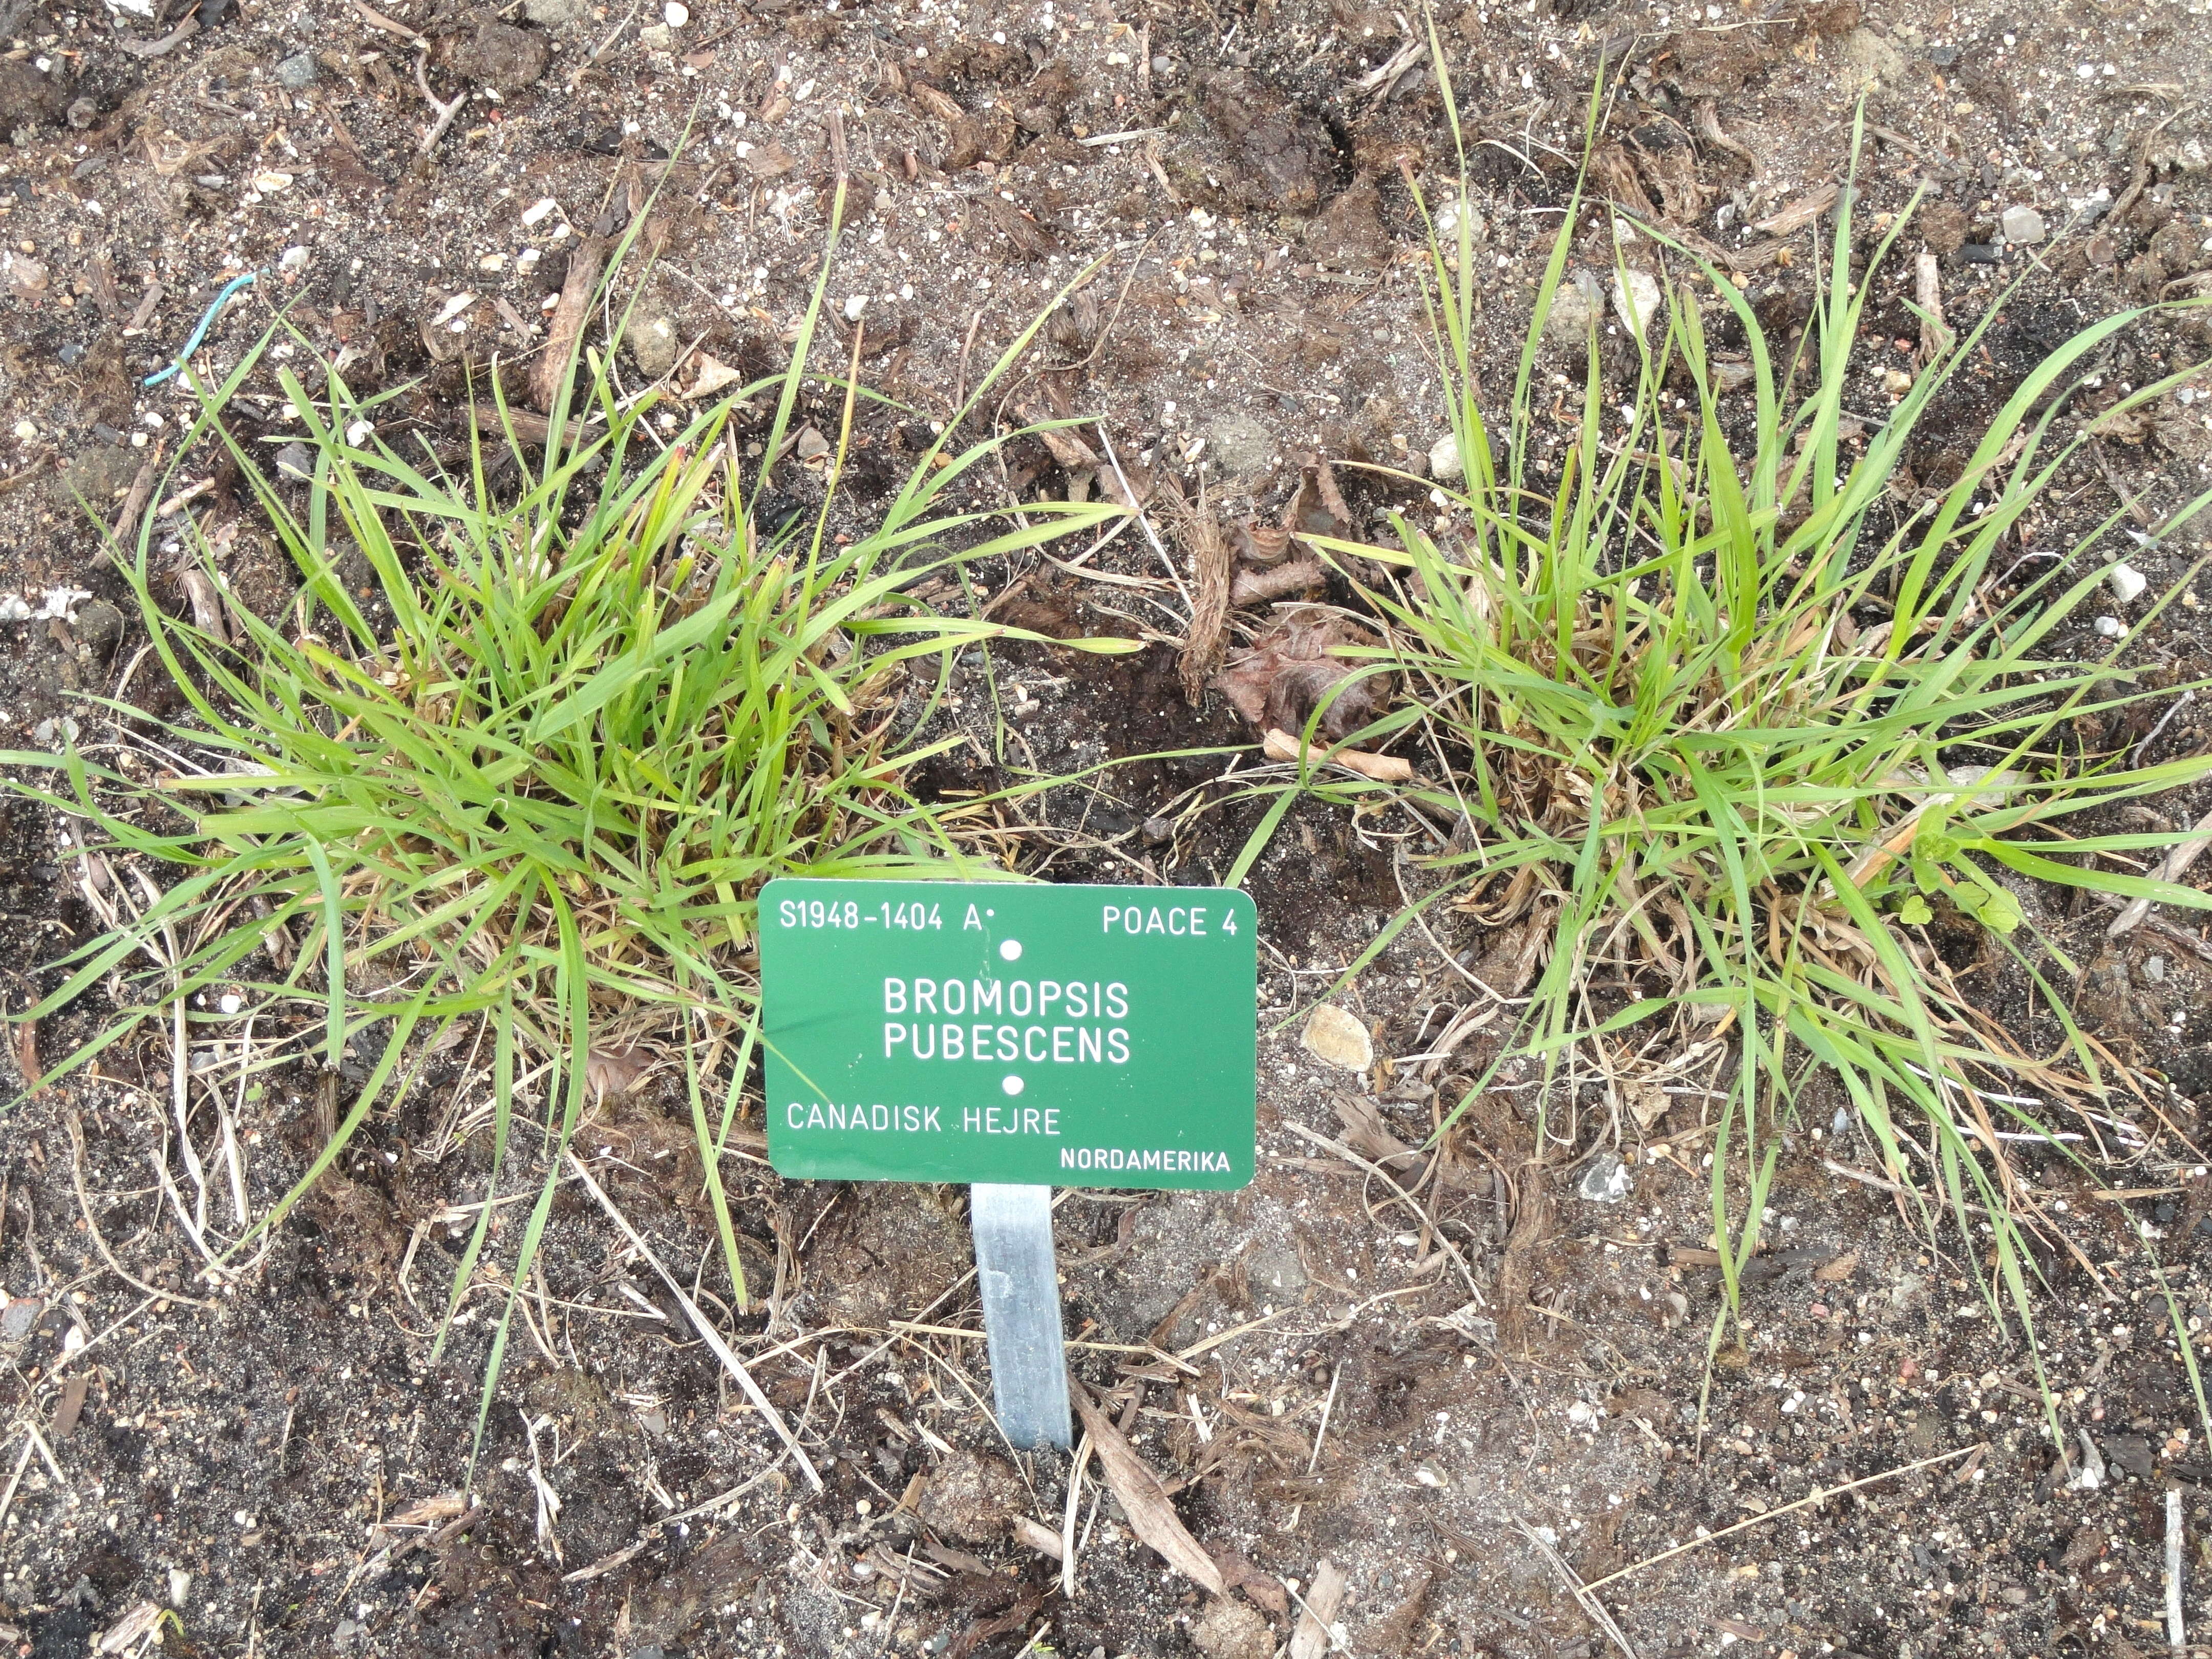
[531,234,609,412]
[1261,729,1414,783]
[414,52,466,159]
[1177,483,1230,707]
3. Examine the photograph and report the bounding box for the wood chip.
[51,1372,88,1438]
[1028,421,1099,472]
[1261,727,1412,782]
[1012,1515,1065,1559]
[1332,1094,1421,1171]
[95,1603,165,1655]
[1068,1384,1225,1596]
[115,17,197,57]
[1495,1184,1554,1353]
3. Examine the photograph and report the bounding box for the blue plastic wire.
[141,270,260,388]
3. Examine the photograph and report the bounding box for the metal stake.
[968,1183,1072,1450]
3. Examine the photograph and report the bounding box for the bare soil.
[5,0,2212,1655]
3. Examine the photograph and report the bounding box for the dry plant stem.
[1581,1445,1973,1594]
[1282,1361,1342,1535]
[350,0,426,47]
[1058,1429,1091,1597]
[0,1436,33,1532]
[1516,1517,1641,1659]
[2168,1485,2187,1650]
[2088,889,2212,965]
[66,1114,218,1312]
[1262,728,1414,782]
[2108,804,2212,940]
[414,53,465,157]
[150,1145,224,1281]
[1914,250,1951,363]
[565,1151,823,1490]
[1094,422,1192,610]
[1281,1121,1481,1296]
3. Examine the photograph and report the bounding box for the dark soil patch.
[3,0,2212,1655]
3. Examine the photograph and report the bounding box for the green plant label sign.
[759,880,1257,1189]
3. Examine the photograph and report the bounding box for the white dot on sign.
[998,938,1023,962]
[1003,1075,1024,1096]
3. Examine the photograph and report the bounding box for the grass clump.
[10,206,1124,1440]
[1271,92,2211,1421]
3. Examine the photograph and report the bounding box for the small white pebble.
[219,992,244,1016]
[843,293,867,322]
[2095,615,2126,639]
[2107,563,2147,604]
[520,198,558,228]
[663,0,687,24]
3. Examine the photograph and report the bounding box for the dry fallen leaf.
[585,1045,652,1100]
[14,1018,40,1095]
[1285,461,1353,544]
[1215,608,1390,742]
[1229,518,1294,566]
[1069,1386,1226,1596]
[1230,559,1324,607]
[745,140,799,179]
[911,81,964,122]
